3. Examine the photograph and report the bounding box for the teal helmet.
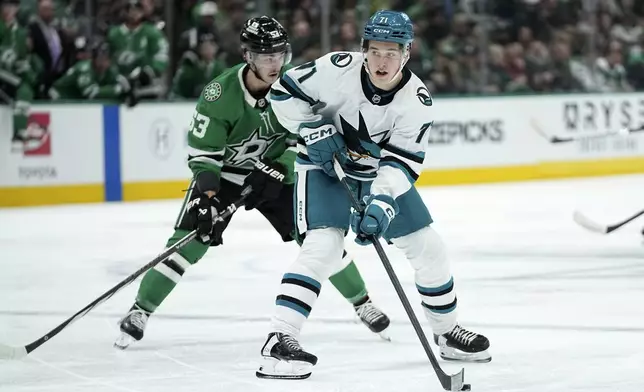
[362,10,414,46]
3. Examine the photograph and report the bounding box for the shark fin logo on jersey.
[416,87,433,106]
[203,81,222,101]
[339,112,381,160]
[331,53,352,68]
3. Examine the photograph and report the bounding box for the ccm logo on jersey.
[301,126,336,144]
[429,120,504,144]
[254,161,285,182]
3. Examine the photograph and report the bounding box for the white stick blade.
[0,344,28,360]
[573,210,608,234]
[448,368,466,391]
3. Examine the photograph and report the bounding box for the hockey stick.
[0,187,251,360]
[331,156,470,392]
[573,209,644,234]
[532,118,644,144]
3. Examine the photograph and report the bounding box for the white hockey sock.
[392,226,457,335]
[271,228,345,337]
[329,249,353,276]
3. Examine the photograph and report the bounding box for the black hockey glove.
[186,194,225,245]
[243,159,287,210]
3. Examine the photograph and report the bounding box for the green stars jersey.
[49,60,127,100]
[186,63,297,186]
[0,20,30,85]
[107,23,169,77]
[171,51,227,99]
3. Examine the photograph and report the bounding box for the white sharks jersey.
[269,51,434,199]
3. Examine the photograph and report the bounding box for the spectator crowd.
[2,0,644,142]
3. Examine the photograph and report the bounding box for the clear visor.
[364,47,404,62]
[247,46,292,67]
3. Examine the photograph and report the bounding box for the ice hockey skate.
[256,332,318,380]
[434,324,491,362]
[354,298,391,341]
[114,305,150,350]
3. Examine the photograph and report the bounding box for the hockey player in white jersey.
[255,10,491,379]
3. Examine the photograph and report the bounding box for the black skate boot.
[256,332,318,380]
[114,304,150,350]
[354,297,391,341]
[434,324,491,363]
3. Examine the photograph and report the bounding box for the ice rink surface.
[1,174,643,392]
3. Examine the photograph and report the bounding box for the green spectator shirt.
[171,51,227,99]
[49,60,126,100]
[0,20,30,85]
[107,22,169,76]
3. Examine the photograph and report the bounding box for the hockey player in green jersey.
[107,0,168,103]
[1,0,36,144]
[48,41,132,100]
[114,16,391,350]
[170,29,226,99]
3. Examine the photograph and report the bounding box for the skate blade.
[113,333,136,350]
[378,329,391,342]
[355,315,391,341]
[255,357,313,380]
[440,347,491,363]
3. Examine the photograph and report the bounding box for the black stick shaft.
[552,125,644,143]
[20,189,250,355]
[607,209,644,233]
[331,157,464,391]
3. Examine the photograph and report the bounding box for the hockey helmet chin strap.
[362,41,411,86]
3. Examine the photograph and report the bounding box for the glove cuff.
[195,171,221,194]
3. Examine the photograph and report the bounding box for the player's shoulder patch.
[203,80,222,102]
[330,52,353,68]
[415,86,433,106]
